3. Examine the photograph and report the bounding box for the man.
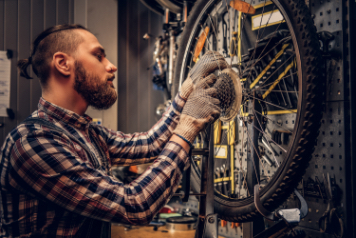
[0,24,228,237]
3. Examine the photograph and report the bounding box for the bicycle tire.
[173,0,322,222]
[156,0,182,14]
[139,0,164,15]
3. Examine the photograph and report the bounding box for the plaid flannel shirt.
[0,94,188,238]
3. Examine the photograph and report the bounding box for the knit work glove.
[174,75,221,144]
[179,51,229,100]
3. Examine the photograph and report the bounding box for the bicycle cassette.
[215,68,242,122]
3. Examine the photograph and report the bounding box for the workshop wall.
[117,0,165,133]
[0,0,164,145]
[0,0,75,145]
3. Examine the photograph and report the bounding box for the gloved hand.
[174,74,221,144]
[179,51,229,100]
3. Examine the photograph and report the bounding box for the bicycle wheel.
[173,0,322,222]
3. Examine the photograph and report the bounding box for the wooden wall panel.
[17,0,32,123]
[126,0,139,133]
[4,0,19,138]
[0,0,74,145]
[0,1,4,144]
[117,0,128,132]
[149,10,164,127]
[68,0,74,24]
[0,1,3,47]
[31,0,45,112]
[117,0,164,133]
[56,0,69,24]
[137,1,150,132]
[45,0,57,28]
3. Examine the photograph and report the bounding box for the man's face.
[74,61,117,110]
[72,29,118,109]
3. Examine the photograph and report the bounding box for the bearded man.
[0,24,228,238]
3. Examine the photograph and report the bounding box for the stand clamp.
[254,185,308,238]
[201,214,218,238]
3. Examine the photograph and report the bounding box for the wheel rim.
[177,0,317,213]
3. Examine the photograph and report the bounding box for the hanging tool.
[319,173,344,237]
[215,167,222,193]
[193,26,210,62]
[229,0,256,15]
[217,12,229,58]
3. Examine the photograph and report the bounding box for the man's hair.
[18,24,87,87]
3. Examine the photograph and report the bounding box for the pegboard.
[294,101,347,237]
[282,0,351,237]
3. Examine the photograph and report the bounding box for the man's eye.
[96,54,103,61]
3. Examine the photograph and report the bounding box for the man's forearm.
[169,134,191,154]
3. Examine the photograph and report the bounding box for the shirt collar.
[38,97,93,130]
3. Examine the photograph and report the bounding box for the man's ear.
[53,52,73,77]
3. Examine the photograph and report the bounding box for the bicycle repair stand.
[194,126,218,238]
[179,125,218,238]
[173,124,216,238]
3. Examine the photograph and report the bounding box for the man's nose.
[106,62,117,73]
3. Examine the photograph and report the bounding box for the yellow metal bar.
[214,120,222,144]
[230,145,235,194]
[252,19,285,31]
[262,60,295,99]
[249,44,289,89]
[265,109,297,115]
[224,121,236,194]
[240,109,297,117]
[253,0,273,9]
[251,9,285,31]
[214,177,230,183]
[227,121,235,146]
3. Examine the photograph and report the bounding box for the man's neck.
[42,89,88,116]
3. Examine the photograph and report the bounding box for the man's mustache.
[107,75,115,82]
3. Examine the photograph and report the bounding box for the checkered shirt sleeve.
[97,93,187,166]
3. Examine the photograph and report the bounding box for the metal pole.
[195,125,218,238]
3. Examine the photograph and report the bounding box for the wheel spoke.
[243,2,278,81]
[242,103,290,155]
[242,120,264,186]
[250,53,295,94]
[243,22,285,77]
[250,118,288,154]
[245,70,297,91]
[247,94,296,114]
[231,0,260,77]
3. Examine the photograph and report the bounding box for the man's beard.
[74,61,117,110]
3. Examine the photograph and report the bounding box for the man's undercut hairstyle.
[17,24,87,87]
